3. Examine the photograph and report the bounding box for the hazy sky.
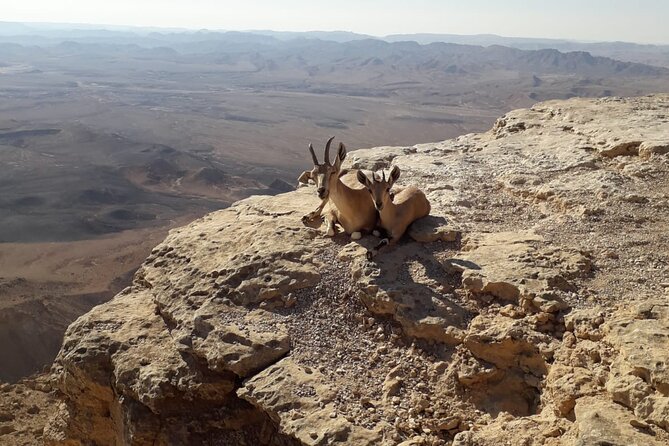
[3,0,669,44]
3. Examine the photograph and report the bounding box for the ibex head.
[299,136,347,199]
[357,166,400,211]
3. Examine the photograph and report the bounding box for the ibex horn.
[324,136,335,165]
[382,170,386,182]
[308,143,319,165]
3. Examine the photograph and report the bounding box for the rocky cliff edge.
[43,95,669,446]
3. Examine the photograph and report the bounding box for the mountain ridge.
[2,33,666,79]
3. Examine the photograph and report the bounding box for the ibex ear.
[338,143,347,161]
[356,170,370,187]
[334,143,347,168]
[389,165,401,185]
[297,170,313,186]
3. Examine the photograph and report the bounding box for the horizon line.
[1,19,667,46]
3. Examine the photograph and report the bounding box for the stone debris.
[0,375,54,446]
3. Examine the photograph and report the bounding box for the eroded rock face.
[46,95,669,445]
[239,358,385,445]
[47,191,325,445]
[454,230,592,303]
[572,396,667,446]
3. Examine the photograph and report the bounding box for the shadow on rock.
[352,237,470,346]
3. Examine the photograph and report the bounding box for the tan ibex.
[357,165,430,259]
[298,136,377,240]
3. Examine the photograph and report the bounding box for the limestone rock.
[355,242,469,345]
[0,374,54,446]
[455,355,499,387]
[239,358,385,445]
[607,301,669,396]
[450,413,569,446]
[406,215,460,243]
[382,366,404,401]
[192,308,290,378]
[573,396,665,446]
[564,308,607,340]
[544,365,600,416]
[348,145,417,170]
[45,95,669,445]
[453,231,591,303]
[639,140,669,159]
[635,395,669,431]
[606,374,653,410]
[464,314,552,376]
[602,300,669,432]
[451,313,558,416]
[47,190,326,445]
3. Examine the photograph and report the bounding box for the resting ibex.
[298,136,377,240]
[357,165,430,259]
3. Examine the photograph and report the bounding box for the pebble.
[0,424,15,435]
[437,416,461,431]
[543,426,562,437]
[630,419,650,429]
[603,250,619,259]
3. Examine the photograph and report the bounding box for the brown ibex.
[298,137,377,240]
[357,165,430,259]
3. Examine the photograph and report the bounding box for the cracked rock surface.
[38,95,669,445]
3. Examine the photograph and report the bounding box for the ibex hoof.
[372,230,381,237]
[302,212,319,224]
[366,250,375,261]
[350,231,362,240]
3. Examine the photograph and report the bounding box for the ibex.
[298,136,377,240]
[357,165,430,259]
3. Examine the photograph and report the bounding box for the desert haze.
[1,22,669,382]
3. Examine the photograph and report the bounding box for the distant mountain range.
[383,33,669,68]
[1,21,668,77]
[1,21,667,49]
